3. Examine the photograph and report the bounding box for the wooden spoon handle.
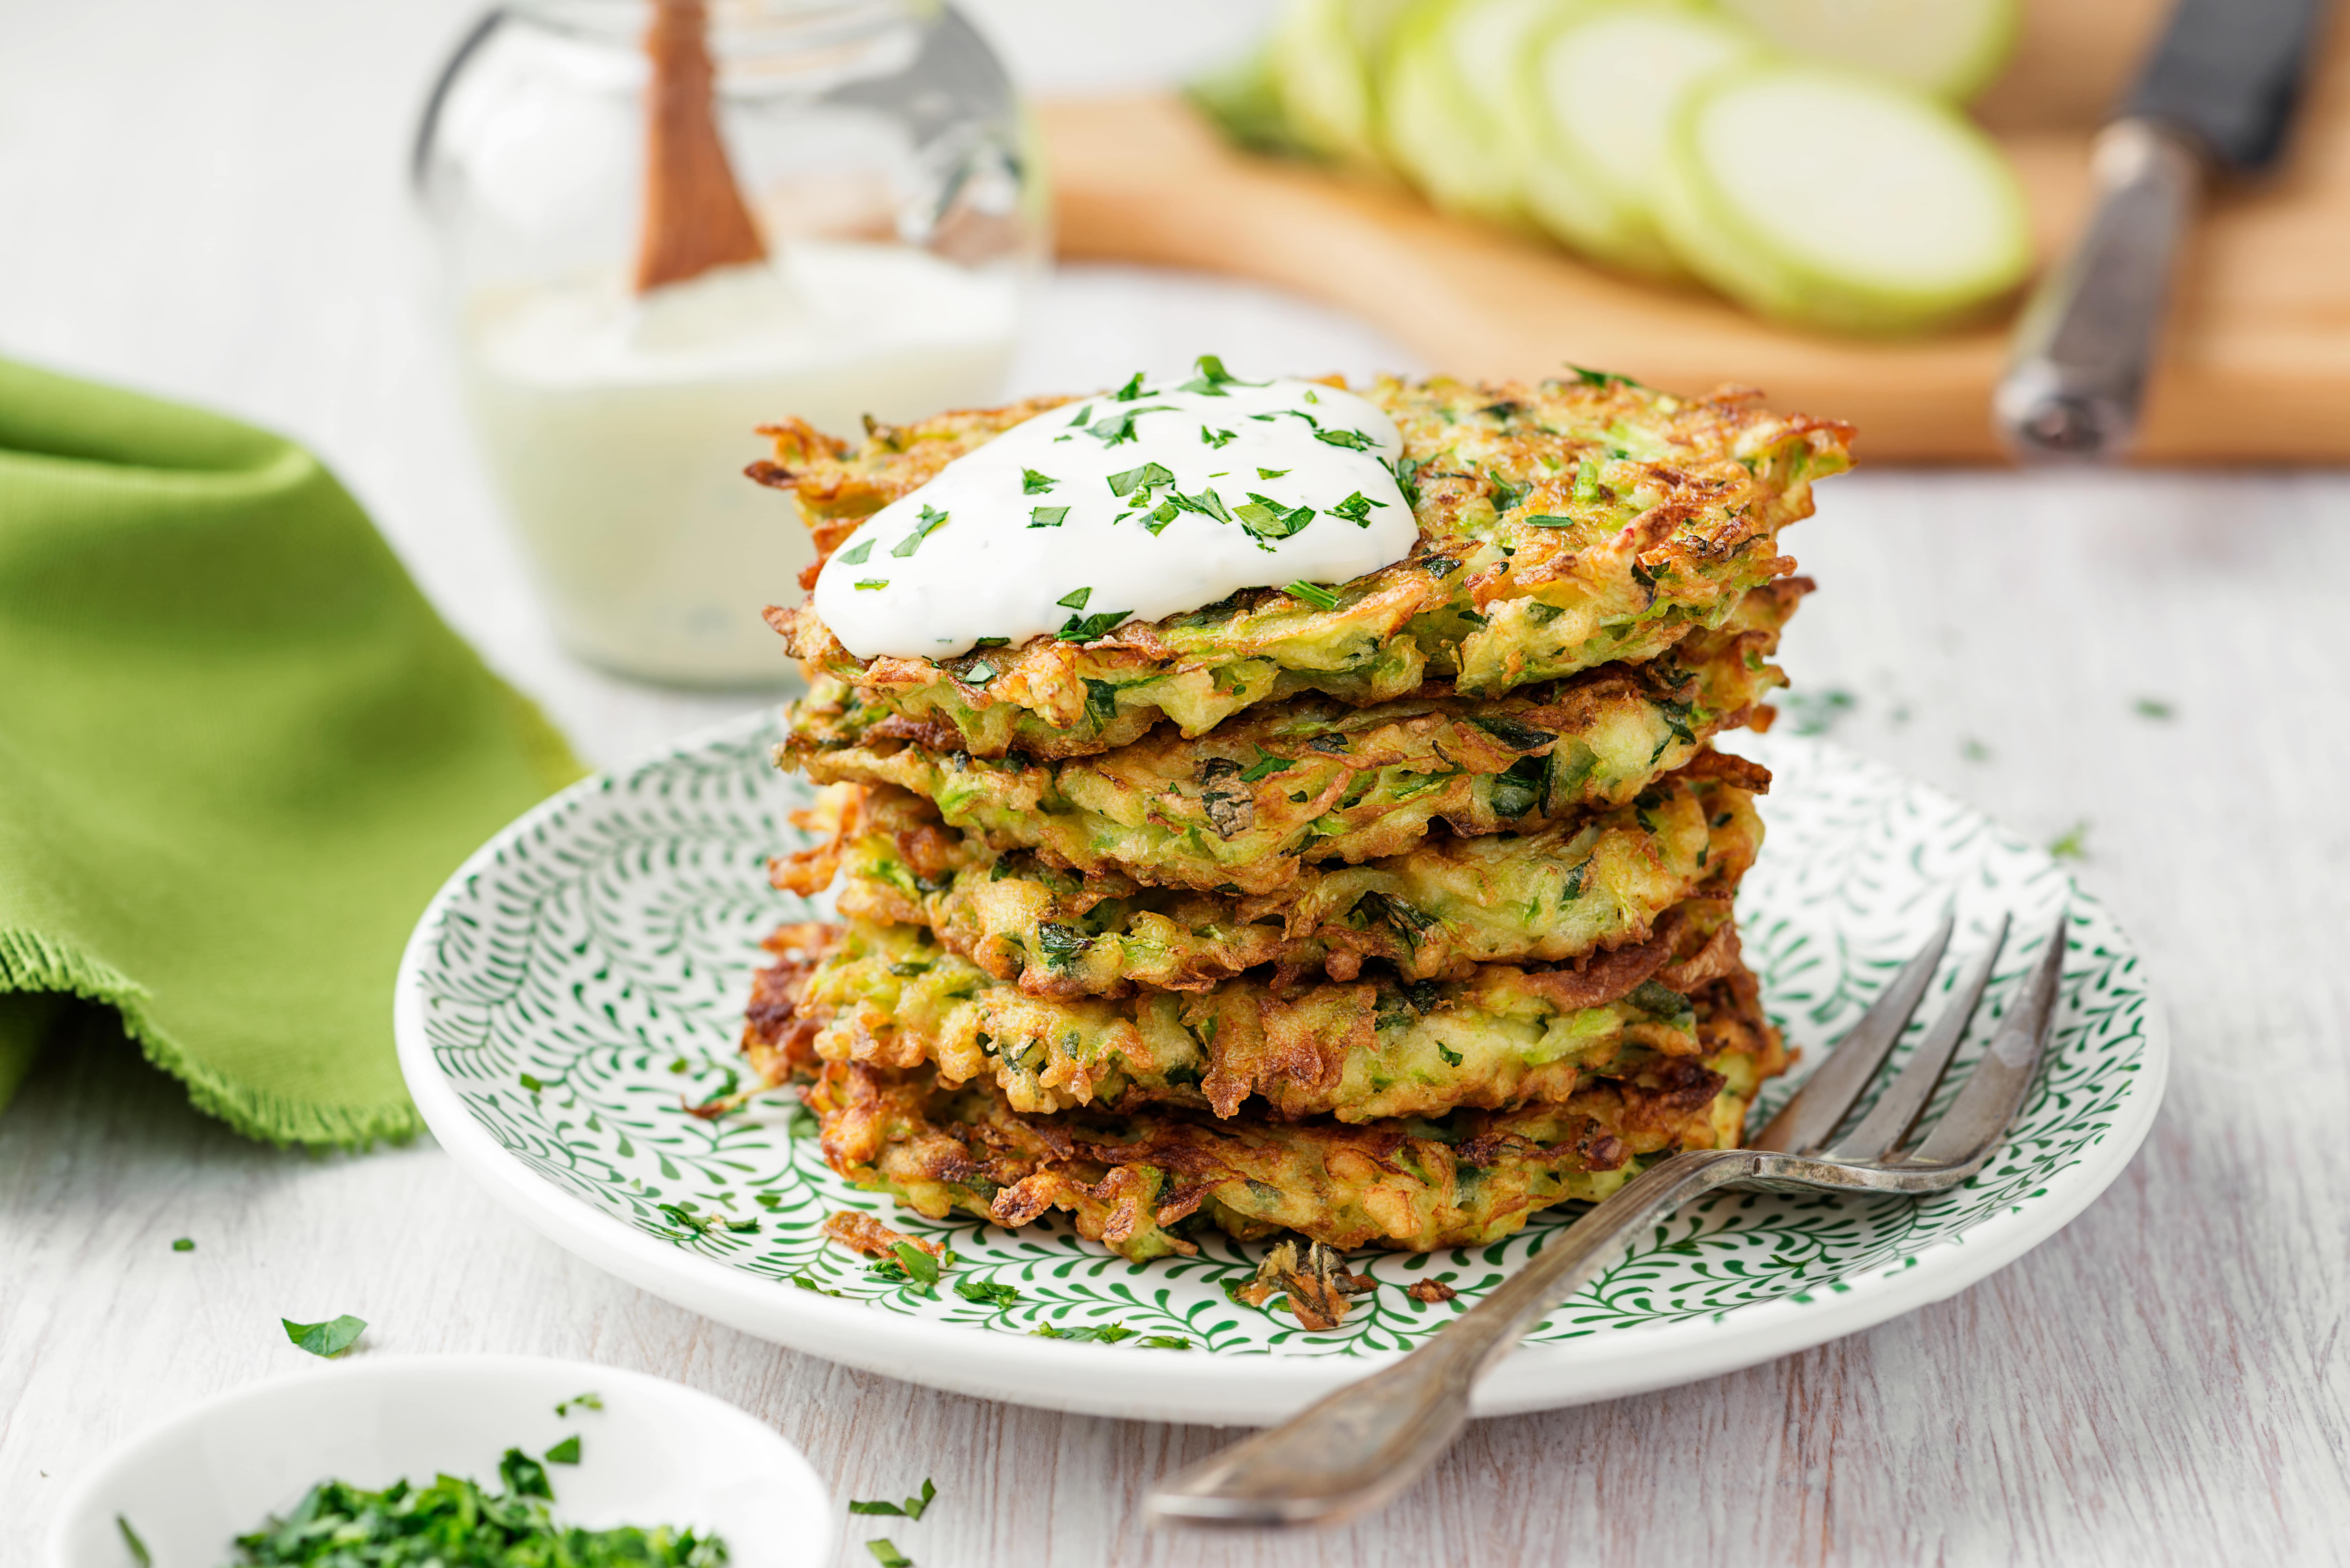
[636,0,767,293]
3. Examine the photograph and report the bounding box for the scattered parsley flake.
[1328,490,1386,526]
[1568,364,1648,390]
[501,1449,552,1500]
[555,1392,604,1416]
[2134,697,2175,720]
[893,1241,941,1286]
[1285,580,1340,611]
[1961,737,1993,763]
[1058,609,1132,642]
[1032,1321,1136,1343]
[962,659,997,684]
[1028,506,1068,528]
[792,1270,842,1296]
[118,1517,151,1568]
[1234,494,1315,543]
[973,636,1009,648]
[854,579,888,591]
[1021,468,1057,494]
[282,1314,366,1359]
[1313,426,1376,451]
[836,537,874,566]
[954,1277,1022,1307]
[2049,822,2090,860]
[1083,406,1172,445]
[1236,747,1290,784]
[544,1435,582,1465]
[1057,586,1091,612]
[867,1542,913,1568]
[1256,467,1289,479]
[1141,1335,1192,1349]
[889,504,949,558]
[1436,1042,1464,1067]
[1178,354,1259,396]
[1202,427,1237,449]
[1113,371,1146,401]
[1106,461,1175,497]
[851,1479,936,1522]
[172,1237,194,1252]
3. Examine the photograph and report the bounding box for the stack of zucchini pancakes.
[741,365,1852,1289]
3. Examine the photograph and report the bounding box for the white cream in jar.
[462,241,1019,687]
[812,366,1416,661]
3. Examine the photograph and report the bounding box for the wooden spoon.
[635,0,768,292]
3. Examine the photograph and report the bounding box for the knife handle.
[1993,119,2207,462]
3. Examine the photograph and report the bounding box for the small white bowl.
[45,1354,831,1568]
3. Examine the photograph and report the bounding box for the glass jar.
[414,0,1045,687]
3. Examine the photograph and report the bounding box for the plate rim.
[394,711,2169,1426]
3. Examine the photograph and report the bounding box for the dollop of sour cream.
[810,363,1415,661]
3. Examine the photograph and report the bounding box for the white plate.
[45,1354,830,1568]
[395,715,2166,1425]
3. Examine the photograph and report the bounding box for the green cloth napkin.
[0,358,583,1145]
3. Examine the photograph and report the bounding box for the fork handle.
[1147,1149,1756,1529]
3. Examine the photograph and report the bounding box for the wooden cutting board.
[1037,0,2350,463]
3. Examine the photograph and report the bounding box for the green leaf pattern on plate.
[411,720,2150,1357]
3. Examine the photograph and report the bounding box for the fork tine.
[1908,910,2068,1168]
[1827,913,2011,1162]
[1749,911,1954,1155]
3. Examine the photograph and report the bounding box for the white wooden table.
[5,3,2348,1564]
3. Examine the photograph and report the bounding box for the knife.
[1992,0,2334,461]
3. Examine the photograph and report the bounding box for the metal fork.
[1148,907,2064,1530]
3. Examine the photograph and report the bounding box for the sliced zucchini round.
[1504,0,1765,275]
[1378,0,1563,226]
[1272,0,1419,169]
[1655,62,2032,335]
[1711,0,2019,102]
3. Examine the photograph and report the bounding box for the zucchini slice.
[1272,0,1418,168]
[1655,62,2031,335]
[1712,0,2019,102]
[1378,0,1561,225]
[1504,0,1765,275]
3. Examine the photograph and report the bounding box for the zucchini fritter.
[777,584,1795,897]
[760,975,1784,1262]
[788,767,1764,997]
[777,899,1754,1124]
[757,376,1850,758]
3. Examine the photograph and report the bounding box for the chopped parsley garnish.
[1178,354,1259,395]
[1436,1042,1464,1067]
[850,1479,936,1520]
[543,1436,581,1465]
[889,503,949,557]
[962,660,997,685]
[1235,493,1315,542]
[1202,426,1237,449]
[835,538,874,565]
[1485,470,1528,514]
[1066,403,1092,426]
[1141,1335,1193,1350]
[893,1242,941,1286]
[854,579,888,591]
[1058,609,1132,642]
[867,1542,913,1568]
[1236,747,1290,783]
[1568,364,1648,389]
[2134,696,2175,720]
[1256,467,1289,479]
[225,1454,728,1566]
[1387,453,1423,508]
[172,1237,194,1251]
[1328,490,1386,526]
[2049,822,2090,860]
[1312,426,1376,451]
[282,1314,366,1359]
[1082,405,1172,445]
[1083,678,1119,731]
[1961,737,1993,763]
[1057,586,1092,612]
[1033,1321,1136,1343]
[555,1392,603,1416]
[1113,371,1146,401]
[973,635,1009,648]
[955,1276,1023,1307]
[1106,461,1175,497]
[1028,506,1068,528]
[1285,580,1340,611]
[1021,468,1057,494]
[118,1517,152,1568]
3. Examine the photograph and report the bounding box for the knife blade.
[1993,0,2336,462]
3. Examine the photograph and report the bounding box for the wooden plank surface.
[1040,0,2350,463]
[4,3,2348,1565]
